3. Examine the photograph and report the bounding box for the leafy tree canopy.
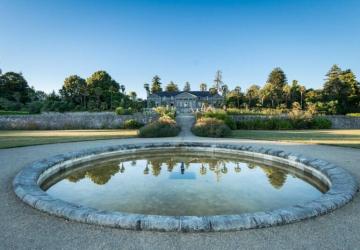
[151,75,162,93]
[165,81,179,92]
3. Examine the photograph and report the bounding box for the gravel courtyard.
[1,124,360,249]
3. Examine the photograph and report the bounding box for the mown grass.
[0,129,138,149]
[230,129,360,149]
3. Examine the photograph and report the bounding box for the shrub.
[115,107,133,115]
[153,106,176,119]
[203,109,236,129]
[236,116,332,130]
[226,108,286,116]
[192,118,231,137]
[123,119,143,129]
[310,116,332,129]
[139,116,180,137]
[28,101,43,114]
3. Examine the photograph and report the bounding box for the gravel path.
[1,123,360,249]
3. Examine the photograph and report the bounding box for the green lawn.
[230,129,360,149]
[0,130,138,149]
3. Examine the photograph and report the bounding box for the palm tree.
[283,84,291,108]
[246,85,260,108]
[299,85,306,109]
[144,83,150,95]
[200,83,207,91]
[234,86,241,108]
[120,85,125,94]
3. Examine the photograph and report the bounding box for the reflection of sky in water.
[45,153,325,216]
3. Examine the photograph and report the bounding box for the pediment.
[175,92,197,99]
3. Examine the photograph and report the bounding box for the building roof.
[149,91,222,98]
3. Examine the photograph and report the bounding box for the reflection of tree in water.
[119,163,125,173]
[149,160,162,176]
[67,164,120,185]
[144,163,150,175]
[261,167,287,189]
[200,164,207,175]
[234,163,241,173]
[247,163,257,169]
[86,165,120,185]
[67,171,86,183]
[221,164,228,174]
[166,158,176,172]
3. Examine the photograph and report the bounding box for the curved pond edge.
[13,142,359,232]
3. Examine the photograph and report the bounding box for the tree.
[209,87,218,95]
[183,81,191,91]
[120,85,125,94]
[299,85,306,109]
[129,91,137,101]
[0,72,30,103]
[144,83,150,95]
[283,84,291,108]
[165,81,179,92]
[226,86,242,108]
[86,71,120,110]
[340,69,360,112]
[94,87,103,108]
[322,65,359,113]
[108,85,117,110]
[221,84,229,97]
[150,75,162,93]
[246,85,260,107]
[267,67,287,105]
[60,75,87,106]
[214,70,223,93]
[200,83,207,91]
[290,80,300,103]
[262,82,276,107]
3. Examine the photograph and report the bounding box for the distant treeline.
[0,64,359,114]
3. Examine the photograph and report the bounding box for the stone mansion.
[147,91,224,113]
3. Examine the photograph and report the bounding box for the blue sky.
[1,0,359,98]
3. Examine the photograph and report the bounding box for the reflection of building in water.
[66,157,288,189]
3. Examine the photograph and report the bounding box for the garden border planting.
[13,142,358,232]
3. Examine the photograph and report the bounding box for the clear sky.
[1,0,359,98]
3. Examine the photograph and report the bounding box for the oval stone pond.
[42,148,328,216]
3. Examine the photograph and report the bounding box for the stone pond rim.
[13,142,359,232]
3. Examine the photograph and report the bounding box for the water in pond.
[43,149,328,216]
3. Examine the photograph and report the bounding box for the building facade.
[147,91,223,113]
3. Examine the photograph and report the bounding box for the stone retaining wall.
[325,115,360,129]
[230,115,360,129]
[0,112,157,130]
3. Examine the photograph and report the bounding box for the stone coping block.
[13,142,359,232]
